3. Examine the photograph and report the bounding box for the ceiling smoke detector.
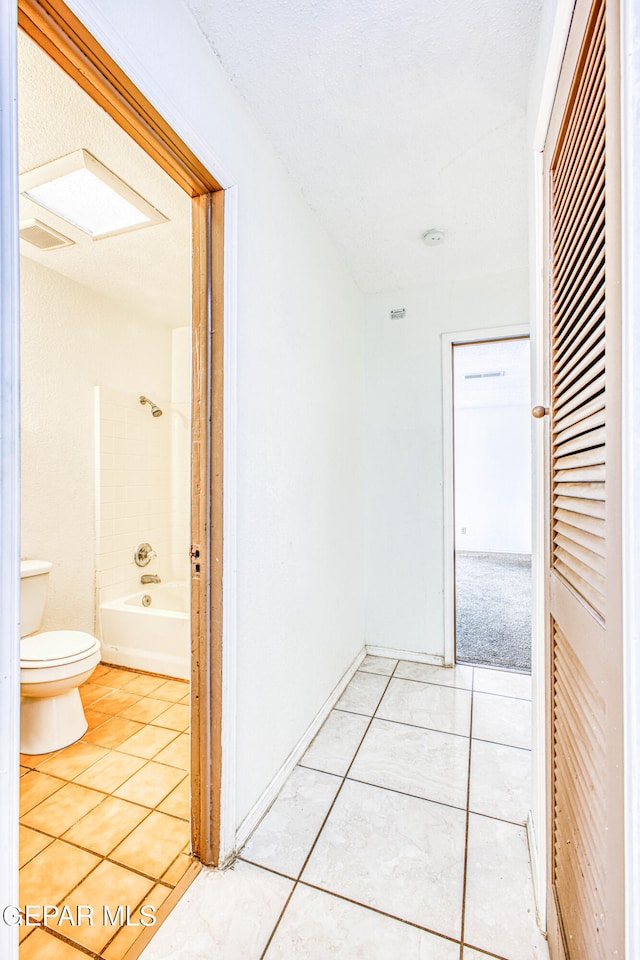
[422,229,445,247]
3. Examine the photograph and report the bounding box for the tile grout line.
[460,943,513,960]
[454,671,526,960]
[237,856,471,953]
[459,667,476,960]
[292,875,463,947]
[19,666,193,959]
[21,754,189,816]
[296,764,529,829]
[30,873,169,959]
[21,791,190,880]
[333,705,530,751]
[333,705,472,737]
[30,877,161,958]
[97,875,167,957]
[256,663,400,960]
[372,669,532,702]
[21,822,188,887]
[248,659,526,960]
[28,924,97,957]
[470,690,532,703]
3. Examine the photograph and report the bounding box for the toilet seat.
[21,630,100,668]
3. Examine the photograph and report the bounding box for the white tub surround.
[100,580,190,679]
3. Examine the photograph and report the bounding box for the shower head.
[139,395,163,417]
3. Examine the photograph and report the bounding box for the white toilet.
[20,560,102,755]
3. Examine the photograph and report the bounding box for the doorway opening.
[14,0,226,954]
[451,335,532,673]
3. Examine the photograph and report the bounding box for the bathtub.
[100,581,190,680]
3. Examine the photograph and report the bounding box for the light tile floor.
[19,664,192,960]
[142,657,549,960]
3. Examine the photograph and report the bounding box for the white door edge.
[0,3,21,957]
[620,0,640,952]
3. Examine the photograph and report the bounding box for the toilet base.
[20,687,89,755]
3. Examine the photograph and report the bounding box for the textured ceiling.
[184,0,543,293]
[18,31,192,327]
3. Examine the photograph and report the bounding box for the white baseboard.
[235,646,366,852]
[526,810,545,932]
[365,644,445,666]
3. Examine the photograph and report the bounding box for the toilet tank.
[20,560,53,638]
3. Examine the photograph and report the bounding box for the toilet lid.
[21,630,98,665]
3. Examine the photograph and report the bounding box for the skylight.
[20,149,167,240]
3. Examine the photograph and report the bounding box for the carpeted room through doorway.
[455,551,532,673]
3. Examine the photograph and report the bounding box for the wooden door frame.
[441,324,531,669]
[18,0,226,867]
[530,0,580,929]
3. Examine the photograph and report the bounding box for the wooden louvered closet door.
[542,0,624,957]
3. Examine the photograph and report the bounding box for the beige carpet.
[455,551,531,673]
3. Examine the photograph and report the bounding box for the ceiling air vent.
[19,218,74,250]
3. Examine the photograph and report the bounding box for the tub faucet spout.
[140,573,161,584]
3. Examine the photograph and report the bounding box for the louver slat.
[552,622,607,959]
[553,102,605,258]
[554,292,604,363]
[554,109,605,243]
[553,409,605,446]
[553,369,604,425]
[553,12,605,210]
[554,534,606,577]
[553,395,605,435]
[554,518,606,556]
[553,355,605,414]
[554,507,605,538]
[556,255,604,342]
[555,200,605,288]
[554,495,605,520]
[554,483,605,502]
[550,0,606,622]
[554,463,606,483]
[555,318,604,403]
[554,205,605,312]
[554,425,605,460]
[552,447,605,470]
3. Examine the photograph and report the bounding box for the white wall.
[454,405,532,553]
[453,338,532,555]
[65,0,365,827]
[364,268,529,657]
[20,258,174,633]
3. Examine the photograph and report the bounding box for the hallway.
[142,657,547,960]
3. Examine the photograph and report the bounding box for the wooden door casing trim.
[18,0,225,867]
[17,0,221,196]
[190,191,225,864]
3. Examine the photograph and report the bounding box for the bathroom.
[18,29,197,959]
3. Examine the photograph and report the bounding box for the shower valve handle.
[134,542,156,567]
